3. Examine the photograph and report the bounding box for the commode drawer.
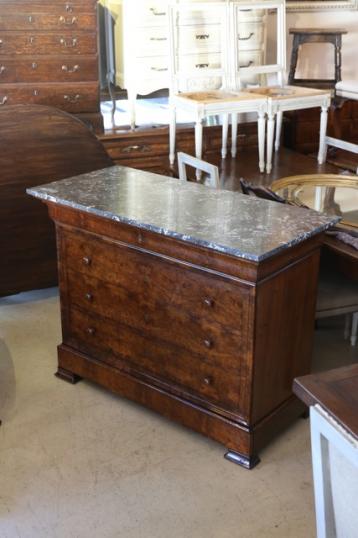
[0,56,98,83]
[65,305,248,416]
[0,82,99,112]
[0,31,97,56]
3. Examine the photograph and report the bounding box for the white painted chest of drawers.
[106,0,266,128]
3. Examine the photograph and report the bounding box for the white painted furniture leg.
[231,113,238,158]
[275,111,283,151]
[266,112,275,174]
[318,106,329,164]
[127,88,137,131]
[258,111,266,173]
[351,312,358,346]
[222,114,229,159]
[344,313,351,340]
[169,105,176,166]
[195,118,204,180]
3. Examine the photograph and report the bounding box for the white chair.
[321,80,358,173]
[310,404,358,538]
[168,2,268,174]
[177,152,220,188]
[230,0,331,173]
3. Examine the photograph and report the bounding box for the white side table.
[169,90,268,173]
[247,85,331,173]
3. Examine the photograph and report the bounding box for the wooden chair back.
[0,105,113,297]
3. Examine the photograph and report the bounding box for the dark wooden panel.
[0,104,113,297]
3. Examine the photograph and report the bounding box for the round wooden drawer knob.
[82,257,91,266]
[204,339,213,349]
[87,327,96,336]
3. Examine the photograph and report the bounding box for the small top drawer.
[0,10,97,31]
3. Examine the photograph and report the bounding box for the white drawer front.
[177,25,221,53]
[237,50,263,70]
[135,56,169,78]
[238,22,264,51]
[178,52,222,73]
[134,27,169,56]
[133,2,168,27]
[236,8,265,22]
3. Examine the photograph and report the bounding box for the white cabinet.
[107,0,267,128]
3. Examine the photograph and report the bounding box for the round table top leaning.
[271,174,358,231]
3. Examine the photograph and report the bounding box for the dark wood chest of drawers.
[0,0,102,131]
[45,200,323,469]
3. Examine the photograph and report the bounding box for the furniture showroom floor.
[0,288,357,538]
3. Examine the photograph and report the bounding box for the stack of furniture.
[108,0,267,129]
[0,0,102,132]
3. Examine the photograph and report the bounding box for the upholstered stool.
[288,28,348,89]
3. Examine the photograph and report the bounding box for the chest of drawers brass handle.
[62,64,79,73]
[33,89,39,96]
[65,3,74,12]
[204,298,214,308]
[28,16,34,23]
[149,8,166,16]
[121,145,151,154]
[29,36,35,44]
[64,94,81,103]
[82,256,92,266]
[204,339,213,349]
[0,40,3,46]
[31,62,38,69]
[0,66,6,75]
[239,61,254,68]
[196,34,210,40]
[203,376,212,386]
[239,32,255,41]
[59,16,77,25]
[0,96,8,106]
[60,38,78,48]
[85,293,93,302]
[196,63,209,69]
[87,327,96,336]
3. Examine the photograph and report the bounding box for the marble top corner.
[27,165,339,263]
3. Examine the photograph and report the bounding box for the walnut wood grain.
[46,198,324,468]
[293,364,358,441]
[0,104,113,297]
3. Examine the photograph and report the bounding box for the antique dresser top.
[28,165,339,262]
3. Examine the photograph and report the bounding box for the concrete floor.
[0,288,357,538]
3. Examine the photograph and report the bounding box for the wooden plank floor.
[198,147,344,191]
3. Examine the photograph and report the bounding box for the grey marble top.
[27,165,339,262]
